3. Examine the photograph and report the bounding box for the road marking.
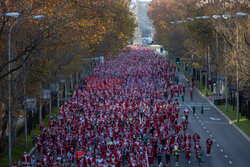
[207,130,209,133]
[229,161,232,164]
[209,117,221,121]
[213,139,215,142]
[220,149,223,152]
[204,127,206,129]
[210,135,212,137]
[199,120,201,122]
[217,144,219,147]
[225,155,227,158]
[201,123,204,125]
[204,107,210,110]
[197,117,199,119]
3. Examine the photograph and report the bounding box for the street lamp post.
[213,15,222,100]
[200,15,222,97]
[215,31,219,98]
[222,12,248,122]
[7,13,44,166]
[235,16,239,122]
[3,12,20,167]
[169,13,248,107]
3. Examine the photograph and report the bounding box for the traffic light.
[176,58,180,65]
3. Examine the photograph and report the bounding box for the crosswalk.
[179,102,210,107]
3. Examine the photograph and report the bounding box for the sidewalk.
[0,108,60,167]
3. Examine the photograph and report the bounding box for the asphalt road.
[175,73,250,167]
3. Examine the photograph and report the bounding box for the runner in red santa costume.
[21,151,31,165]
[193,132,200,143]
[189,88,194,100]
[206,137,213,157]
[185,147,191,164]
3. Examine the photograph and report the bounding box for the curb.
[181,74,250,142]
[28,145,37,156]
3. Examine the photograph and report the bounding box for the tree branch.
[0,37,42,73]
[0,38,42,81]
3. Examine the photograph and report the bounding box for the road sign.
[25,98,36,111]
[42,89,51,99]
[50,83,59,93]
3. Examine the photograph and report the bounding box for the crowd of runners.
[15,47,212,167]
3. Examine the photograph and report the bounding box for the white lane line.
[213,139,215,142]
[229,161,232,164]
[197,117,199,119]
[199,120,201,122]
[225,155,227,158]
[188,105,193,112]
[204,127,207,129]
[207,130,209,133]
[217,144,219,147]
[201,123,204,125]
[220,149,223,152]
[210,135,212,137]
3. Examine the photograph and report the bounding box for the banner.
[25,98,36,111]
[42,89,51,99]
[50,83,59,93]
[85,77,124,90]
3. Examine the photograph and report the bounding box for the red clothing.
[185,149,191,160]
[21,154,31,163]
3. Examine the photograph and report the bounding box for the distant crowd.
[14,47,212,167]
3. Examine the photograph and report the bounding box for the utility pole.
[224,43,228,112]
[8,23,12,167]
[57,92,59,110]
[49,87,52,117]
[205,48,208,96]
[236,18,239,122]
[200,69,202,90]
[191,55,194,81]
[39,85,42,125]
[208,47,211,95]
[23,56,28,149]
[71,75,73,91]
[216,31,219,99]
[65,81,67,100]
[39,101,42,125]
[225,72,228,112]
